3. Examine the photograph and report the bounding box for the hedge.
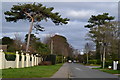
[4,52,16,61]
[56,55,63,63]
[4,52,16,55]
[105,61,113,68]
[45,54,56,65]
[5,54,16,61]
[88,60,97,64]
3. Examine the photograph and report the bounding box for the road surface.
[68,63,119,80]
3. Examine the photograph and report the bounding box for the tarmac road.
[68,63,119,80]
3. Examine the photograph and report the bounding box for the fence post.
[0,49,5,69]
[26,53,30,67]
[36,54,38,65]
[21,52,24,68]
[16,51,19,68]
[31,54,34,66]
[34,55,36,65]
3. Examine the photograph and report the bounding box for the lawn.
[2,64,63,78]
[85,64,101,66]
[0,69,2,78]
[92,68,120,74]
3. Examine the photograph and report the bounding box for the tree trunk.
[26,20,34,52]
[103,46,106,69]
[24,12,34,52]
[87,52,89,64]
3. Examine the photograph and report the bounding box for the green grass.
[2,64,63,78]
[85,64,101,66]
[93,68,120,74]
[0,69,2,78]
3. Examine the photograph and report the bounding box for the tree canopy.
[4,3,69,25]
[2,37,14,45]
[4,3,70,52]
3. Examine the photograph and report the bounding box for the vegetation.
[0,69,2,78]
[34,42,50,57]
[44,35,74,58]
[4,3,69,52]
[78,13,119,68]
[4,52,16,55]
[93,68,120,74]
[2,64,63,78]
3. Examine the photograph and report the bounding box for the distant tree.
[2,37,14,45]
[25,34,40,44]
[24,34,40,53]
[45,34,74,57]
[2,37,16,52]
[84,42,94,64]
[0,39,2,44]
[85,13,114,60]
[4,3,70,52]
[34,42,50,60]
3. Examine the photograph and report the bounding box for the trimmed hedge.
[88,60,97,64]
[104,61,113,68]
[5,54,16,61]
[45,54,56,65]
[56,55,63,63]
[4,52,16,55]
[4,52,16,61]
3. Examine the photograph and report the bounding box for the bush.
[105,61,113,68]
[5,52,16,61]
[4,52,16,55]
[45,54,56,65]
[38,61,52,65]
[56,55,63,63]
[89,60,97,64]
[96,59,101,65]
[5,54,16,61]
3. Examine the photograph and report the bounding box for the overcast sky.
[1,2,118,51]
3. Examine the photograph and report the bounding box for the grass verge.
[2,63,63,78]
[92,68,120,74]
[85,64,101,66]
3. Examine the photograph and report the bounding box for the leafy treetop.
[4,3,70,25]
[85,13,114,28]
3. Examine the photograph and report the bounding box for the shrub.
[5,54,16,61]
[56,55,63,63]
[4,52,16,55]
[38,61,52,65]
[45,54,56,65]
[105,61,113,68]
[96,59,101,65]
[88,60,97,64]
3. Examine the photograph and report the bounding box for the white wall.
[0,50,42,69]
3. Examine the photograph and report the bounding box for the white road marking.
[75,67,82,71]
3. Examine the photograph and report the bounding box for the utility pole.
[103,43,106,69]
[50,38,53,54]
[85,43,89,64]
